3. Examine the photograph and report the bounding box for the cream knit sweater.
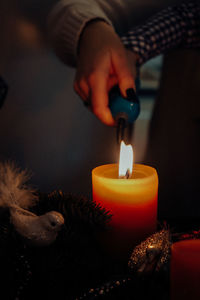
[48,0,183,67]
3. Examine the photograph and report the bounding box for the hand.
[74,20,138,126]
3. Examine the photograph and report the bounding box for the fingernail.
[83,100,90,107]
[126,88,138,103]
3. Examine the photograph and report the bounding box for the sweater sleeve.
[121,1,200,66]
[47,1,113,67]
[47,0,183,67]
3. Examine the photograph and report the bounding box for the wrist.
[78,19,114,55]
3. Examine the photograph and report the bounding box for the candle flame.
[118,141,133,179]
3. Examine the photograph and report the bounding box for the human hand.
[74,20,138,126]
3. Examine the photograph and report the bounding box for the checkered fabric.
[121,1,200,65]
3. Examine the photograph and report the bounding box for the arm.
[121,1,200,65]
[47,0,183,125]
[47,0,183,67]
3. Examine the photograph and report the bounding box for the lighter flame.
[118,141,133,178]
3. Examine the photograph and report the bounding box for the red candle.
[92,163,158,258]
[171,239,200,300]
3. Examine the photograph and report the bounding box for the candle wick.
[125,169,131,179]
[119,169,131,179]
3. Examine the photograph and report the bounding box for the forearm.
[47,0,183,67]
[121,1,200,65]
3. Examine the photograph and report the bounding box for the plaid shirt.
[121,1,200,65]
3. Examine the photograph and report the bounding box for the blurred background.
[0,0,163,197]
[1,5,200,300]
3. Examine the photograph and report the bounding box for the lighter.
[109,82,140,145]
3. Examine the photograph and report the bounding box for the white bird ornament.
[0,162,64,246]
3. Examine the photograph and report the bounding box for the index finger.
[89,71,115,126]
[112,48,136,98]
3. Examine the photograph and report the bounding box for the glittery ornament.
[75,276,132,300]
[128,229,171,275]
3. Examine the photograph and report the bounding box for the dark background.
[0,0,159,196]
[0,0,199,220]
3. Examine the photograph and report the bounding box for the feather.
[0,161,38,209]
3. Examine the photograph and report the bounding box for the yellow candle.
[92,163,158,256]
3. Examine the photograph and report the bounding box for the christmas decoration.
[0,162,64,246]
[0,176,112,300]
[0,162,199,300]
[75,228,172,300]
[76,228,200,300]
[129,228,171,275]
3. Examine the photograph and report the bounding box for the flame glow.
[118,141,133,178]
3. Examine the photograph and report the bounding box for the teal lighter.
[109,84,140,144]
